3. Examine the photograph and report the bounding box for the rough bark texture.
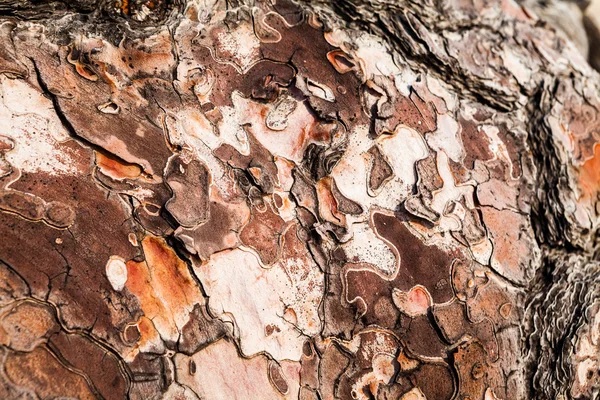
[0,0,599,399]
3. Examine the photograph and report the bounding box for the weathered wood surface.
[0,0,599,399]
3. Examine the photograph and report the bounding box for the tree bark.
[0,0,598,399]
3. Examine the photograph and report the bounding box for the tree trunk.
[0,0,598,399]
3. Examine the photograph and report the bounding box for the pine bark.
[0,0,599,399]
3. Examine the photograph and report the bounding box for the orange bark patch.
[316,177,346,226]
[580,143,600,200]
[95,151,142,180]
[326,50,356,74]
[480,207,534,284]
[125,236,202,342]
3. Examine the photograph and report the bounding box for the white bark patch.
[343,220,397,275]
[105,256,128,291]
[195,245,323,361]
[400,387,427,400]
[233,93,320,163]
[426,113,463,163]
[570,310,600,398]
[174,339,301,400]
[169,109,239,199]
[332,124,429,213]
[502,47,532,86]
[216,24,261,71]
[429,150,475,232]
[325,30,402,80]
[426,75,457,112]
[162,383,200,400]
[0,76,78,175]
[217,105,250,155]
